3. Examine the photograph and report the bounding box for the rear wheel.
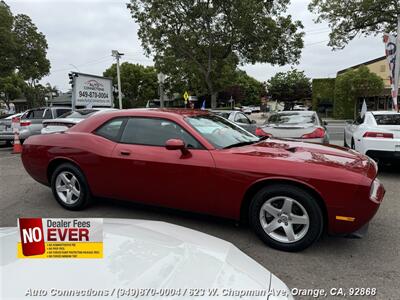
[51,163,92,210]
[343,132,348,147]
[249,184,323,252]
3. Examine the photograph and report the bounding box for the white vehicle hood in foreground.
[0,219,292,299]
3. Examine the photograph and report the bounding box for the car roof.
[271,110,315,115]
[104,108,211,117]
[369,110,399,115]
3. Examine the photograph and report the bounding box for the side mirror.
[251,120,257,124]
[165,139,185,150]
[165,139,190,155]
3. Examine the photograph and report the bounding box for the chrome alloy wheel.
[55,171,81,205]
[259,196,310,243]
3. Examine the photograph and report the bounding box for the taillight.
[20,121,31,127]
[363,132,393,139]
[255,127,272,137]
[301,127,325,139]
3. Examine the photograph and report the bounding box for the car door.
[234,112,257,134]
[109,117,217,214]
[346,115,364,148]
[22,108,46,135]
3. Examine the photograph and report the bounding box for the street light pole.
[112,50,124,109]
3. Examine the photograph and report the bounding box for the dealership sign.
[72,73,113,108]
[18,218,103,258]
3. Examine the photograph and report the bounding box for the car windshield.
[185,114,259,149]
[58,109,98,119]
[266,112,316,125]
[373,114,400,125]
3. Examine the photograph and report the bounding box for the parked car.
[1,218,293,300]
[241,106,252,114]
[344,111,400,162]
[212,110,257,134]
[292,104,308,111]
[248,105,261,113]
[17,107,71,142]
[0,113,23,146]
[21,109,385,252]
[41,108,117,134]
[255,111,329,144]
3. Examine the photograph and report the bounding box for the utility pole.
[157,73,166,108]
[112,50,124,109]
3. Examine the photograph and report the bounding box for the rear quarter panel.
[22,132,117,192]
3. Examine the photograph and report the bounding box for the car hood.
[227,138,373,175]
[1,219,291,299]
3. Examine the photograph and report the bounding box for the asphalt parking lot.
[1,130,399,299]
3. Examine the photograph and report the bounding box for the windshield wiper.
[223,141,258,149]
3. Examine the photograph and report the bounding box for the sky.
[7,0,385,92]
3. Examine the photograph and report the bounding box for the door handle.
[120,150,131,156]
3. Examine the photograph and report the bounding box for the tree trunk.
[211,92,217,109]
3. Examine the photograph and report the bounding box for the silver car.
[256,111,329,144]
[17,107,71,142]
[41,108,117,134]
[0,113,23,145]
[212,110,257,134]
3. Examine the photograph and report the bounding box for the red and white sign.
[18,218,103,258]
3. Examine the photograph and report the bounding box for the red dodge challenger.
[21,109,385,251]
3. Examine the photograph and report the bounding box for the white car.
[344,111,400,161]
[41,108,116,134]
[1,218,293,300]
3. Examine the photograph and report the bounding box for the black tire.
[50,163,92,210]
[249,184,323,252]
[5,140,13,147]
[343,133,348,148]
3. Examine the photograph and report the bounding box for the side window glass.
[56,109,71,117]
[32,109,45,119]
[121,118,202,149]
[235,113,250,124]
[43,109,52,119]
[95,118,126,141]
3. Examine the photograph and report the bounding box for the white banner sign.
[73,73,113,108]
[383,33,400,110]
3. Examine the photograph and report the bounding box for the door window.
[120,117,203,149]
[234,113,251,124]
[95,118,126,142]
[23,109,45,119]
[55,109,71,117]
[354,116,365,125]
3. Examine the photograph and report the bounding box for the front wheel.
[249,184,323,252]
[51,163,92,210]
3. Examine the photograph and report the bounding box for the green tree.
[267,69,311,109]
[308,0,399,49]
[0,1,50,107]
[127,0,304,108]
[0,72,26,106]
[103,62,158,108]
[221,70,264,106]
[334,66,384,119]
[0,1,16,77]
[13,14,50,83]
